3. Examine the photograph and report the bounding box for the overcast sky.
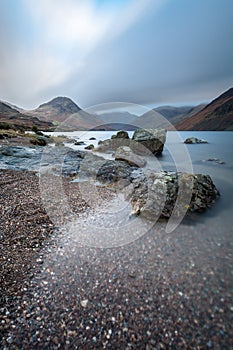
[0,0,232,109]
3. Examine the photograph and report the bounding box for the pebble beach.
[0,164,232,349]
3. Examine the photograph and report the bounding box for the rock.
[74,141,85,145]
[206,158,225,164]
[111,130,129,139]
[30,136,48,146]
[95,131,130,153]
[0,145,87,174]
[80,299,88,308]
[132,129,167,156]
[77,153,106,179]
[96,160,136,186]
[115,146,146,167]
[0,146,41,158]
[95,138,130,153]
[128,171,220,219]
[89,137,96,140]
[184,137,208,144]
[84,144,94,150]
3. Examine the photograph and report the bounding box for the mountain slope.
[25,96,111,130]
[0,102,54,131]
[176,87,233,130]
[131,105,205,130]
[154,105,206,125]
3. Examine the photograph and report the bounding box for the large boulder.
[115,146,146,168]
[132,129,167,156]
[127,171,220,219]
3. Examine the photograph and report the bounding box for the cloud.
[70,0,233,107]
[0,0,159,108]
[0,0,232,109]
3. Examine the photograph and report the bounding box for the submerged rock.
[115,146,146,167]
[206,158,225,165]
[74,140,85,145]
[85,144,94,150]
[184,137,208,144]
[128,171,220,219]
[132,129,167,156]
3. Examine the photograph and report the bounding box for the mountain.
[0,101,54,131]
[131,105,205,130]
[96,111,138,130]
[0,100,24,112]
[25,96,81,123]
[176,87,233,130]
[25,96,111,131]
[154,105,206,125]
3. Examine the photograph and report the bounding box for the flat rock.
[95,138,130,153]
[115,146,146,167]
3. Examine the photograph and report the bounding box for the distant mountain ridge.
[176,87,233,130]
[1,88,233,131]
[0,101,54,131]
[153,105,206,125]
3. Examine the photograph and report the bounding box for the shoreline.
[0,135,232,348]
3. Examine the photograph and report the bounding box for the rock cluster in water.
[96,129,167,157]
[0,128,220,219]
[184,137,208,144]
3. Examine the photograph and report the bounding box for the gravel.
[0,169,232,349]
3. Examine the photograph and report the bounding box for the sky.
[0,0,232,110]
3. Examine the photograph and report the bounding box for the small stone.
[81,299,88,308]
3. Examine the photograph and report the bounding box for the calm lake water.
[44,130,233,232]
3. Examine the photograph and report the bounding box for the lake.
[44,130,233,232]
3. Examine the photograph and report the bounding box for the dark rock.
[89,137,96,140]
[96,160,135,186]
[132,129,167,156]
[111,130,129,139]
[184,137,208,144]
[30,136,48,146]
[206,158,225,164]
[74,141,85,146]
[85,144,94,150]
